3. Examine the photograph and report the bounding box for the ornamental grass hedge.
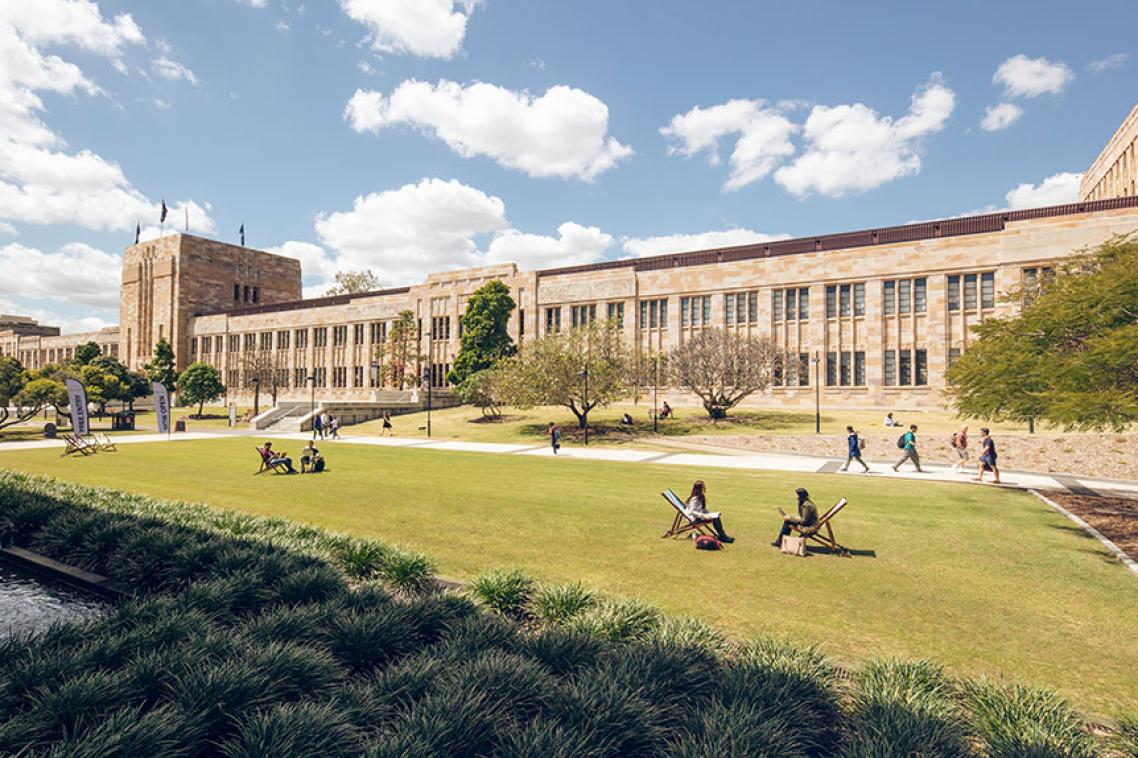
[1,470,1134,757]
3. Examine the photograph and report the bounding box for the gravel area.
[1047,493,1138,562]
[683,432,1138,481]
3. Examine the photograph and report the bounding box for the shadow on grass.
[518,410,819,443]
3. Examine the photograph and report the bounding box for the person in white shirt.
[685,480,734,543]
[883,412,900,427]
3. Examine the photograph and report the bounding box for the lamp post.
[422,330,433,438]
[812,351,821,434]
[305,373,315,440]
[251,377,260,419]
[578,367,590,445]
[652,353,660,435]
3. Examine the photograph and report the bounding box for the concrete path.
[3,430,1137,498]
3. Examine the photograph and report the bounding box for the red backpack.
[695,534,722,550]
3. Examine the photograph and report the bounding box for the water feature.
[0,562,106,638]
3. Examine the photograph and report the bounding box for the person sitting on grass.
[260,441,297,474]
[620,412,634,426]
[773,487,818,548]
[686,480,734,543]
[301,441,324,473]
[660,401,673,419]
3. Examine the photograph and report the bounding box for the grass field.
[1,436,1135,714]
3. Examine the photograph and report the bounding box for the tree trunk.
[198,399,204,418]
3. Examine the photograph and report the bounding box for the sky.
[1,0,1135,334]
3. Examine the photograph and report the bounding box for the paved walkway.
[3,431,1137,497]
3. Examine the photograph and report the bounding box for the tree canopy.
[145,338,178,392]
[176,362,226,418]
[385,310,419,389]
[497,320,632,429]
[448,280,516,386]
[74,341,102,365]
[324,270,381,295]
[668,328,778,419]
[0,357,66,432]
[947,234,1138,431]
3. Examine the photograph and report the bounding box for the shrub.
[667,701,802,757]
[379,548,436,596]
[840,659,970,758]
[324,607,419,673]
[399,592,477,644]
[334,538,389,580]
[243,640,347,701]
[548,668,670,756]
[168,659,276,746]
[443,650,555,719]
[431,612,521,661]
[521,627,607,676]
[239,602,336,646]
[469,568,535,618]
[221,701,362,758]
[532,581,595,625]
[602,641,721,714]
[1114,713,1138,757]
[11,669,135,749]
[491,716,600,757]
[566,597,661,643]
[37,703,199,758]
[269,564,346,606]
[963,679,1099,758]
[651,615,728,654]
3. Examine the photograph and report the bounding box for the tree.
[0,357,67,432]
[455,369,506,419]
[448,280,516,386]
[74,341,102,365]
[669,328,777,419]
[241,351,287,405]
[176,362,226,418]
[144,339,178,392]
[0,357,32,432]
[497,319,632,429]
[79,364,126,414]
[324,270,381,295]
[385,310,420,389]
[947,234,1138,431]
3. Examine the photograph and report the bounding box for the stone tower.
[119,233,302,372]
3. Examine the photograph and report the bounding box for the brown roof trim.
[194,286,412,318]
[537,195,1138,278]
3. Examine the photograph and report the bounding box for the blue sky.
[1,0,1135,332]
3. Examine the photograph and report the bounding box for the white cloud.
[622,228,790,258]
[138,200,217,241]
[774,74,955,197]
[0,0,143,58]
[339,0,479,59]
[152,98,170,109]
[345,80,632,181]
[267,240,337,283]
[0,221,15,234]
[315,177,507,284]
[486,222,612,270]
[660,99,797,191]
[993,54,1073,98]
[275,20,290,33]
[0,240,122,309]
[233,0,268,7]
[980,102,1023,131]
[357,60,377,76]
[151,56,198,85]
[1005,171,1081,209]
[1089,52,1130,73]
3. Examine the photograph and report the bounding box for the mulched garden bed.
[1047,492,1138,562]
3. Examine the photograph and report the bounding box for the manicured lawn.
[2,437,1136,714]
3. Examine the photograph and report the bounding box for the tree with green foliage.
[74,341,102,365]
[455,368,506,418]
[79,364,127,414]
[447,280,516,386]
[948,234,1138,431]
[497,319,632,429]
[669,328,778,419]
[176,362,226,418]
[0,357,32,432]
[385,310,419,389]
[144,338,178,392]
[0,357,68,432]
[324,269,381,295]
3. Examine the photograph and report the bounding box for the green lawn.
[1,437,1135,714]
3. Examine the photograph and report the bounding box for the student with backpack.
[548,422,562,455]
[892,424,923,472]
[840,425,870,472]
[951,425,969,472]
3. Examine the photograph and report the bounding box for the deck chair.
[790,498,850,555]
[92,433,117,452]
[255,446,290,475]
[61,434,96,457]
[660,489,719,539]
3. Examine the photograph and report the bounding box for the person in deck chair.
[261,442,297,474]
[773,487,818,547]
[686,480,734,543]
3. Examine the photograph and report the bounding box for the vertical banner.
[64,379,89,436]
[153,382,170,434]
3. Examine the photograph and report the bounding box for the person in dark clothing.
[892,424,923,472]
[685,480,734,543]
[774,488,819,547]
[548,422,562,454]
[840,425,870,472]
[973,427,1001,484]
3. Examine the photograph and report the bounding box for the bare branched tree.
[668,328,777,419]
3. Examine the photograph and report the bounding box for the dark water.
[0,563,106,638]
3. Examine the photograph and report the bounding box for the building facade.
[1080,104,1138,202]
[0,315,119,370]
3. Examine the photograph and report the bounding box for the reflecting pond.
[0,562,106,638]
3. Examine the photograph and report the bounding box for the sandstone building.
[4,106,1138,411]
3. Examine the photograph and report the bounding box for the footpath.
[2,430,1137,498]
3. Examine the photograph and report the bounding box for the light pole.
[812,351,821,434]
[251,377,260,419]
[652,353,659,435]
[421,330,433,438]
[578,368,590,445]
[305,373,315,440]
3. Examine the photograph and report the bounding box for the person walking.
[951,425,969,473]
[381,411,393,436]
[548,422,562,455]
[319,411,331,439]
[312,412,323,439]
[329,414,341,439]
[840,425,870,472]
[974,428,1001,484]
[892,424,923,472]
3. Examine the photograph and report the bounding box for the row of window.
[233,284,260,304]
[680,295,713,327]
[769,349,928,388]
[825,284,867,318]
[772,288,810,322]
[947,272,996,311]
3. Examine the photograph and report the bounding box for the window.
[276,369,288,389]
[899,349,912,386]
[607,302,624,327]
[798,353,810,386]
[200,337,211,355]
[313,367,327,387]
[839,285,851,317]
[980,272,995,309]
[571,304,596,327]
[234,284,240,302]
[190,338,198,355]
[353,324,365,345]
[214,336,223,353]
[332,326,347,346]
[252,287,259,304]
[243,333,256,351]
[914,278,927,313]
[785,288,796,321]
[294,368,307,387]
[369,322,387,344]
[243,285,250,303]
[772,287,809,322]
[772,290,783,322]
[854,283,865,316]
[703,296,712,324]
[915,348,928,386]
[898,280,911,314]
[276,331,289,350]
[748,291,758,322]
[314,328,328,348]
[854,351,866,386]
[259,332,272,351]
[963,274,977,309]
[639,299,667,329]
[680,296,710,326]
[725,293,735,323]
[545,307,561,334]
[826,286,837,318]
[772,353,783,386]
[884,350,896,386]
[825,352,837,386]
[883,281,896,316]
[948,275,960,311]
[519,310,525,337]
[840,351,851,386]
[294,329,309,349]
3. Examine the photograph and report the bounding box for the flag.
[64,378,89,436]
[152,382,170,434]
[239,224,245,246]
[134,223,140,244]
[160,198,168,224]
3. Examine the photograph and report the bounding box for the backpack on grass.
[695,535,722,551]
